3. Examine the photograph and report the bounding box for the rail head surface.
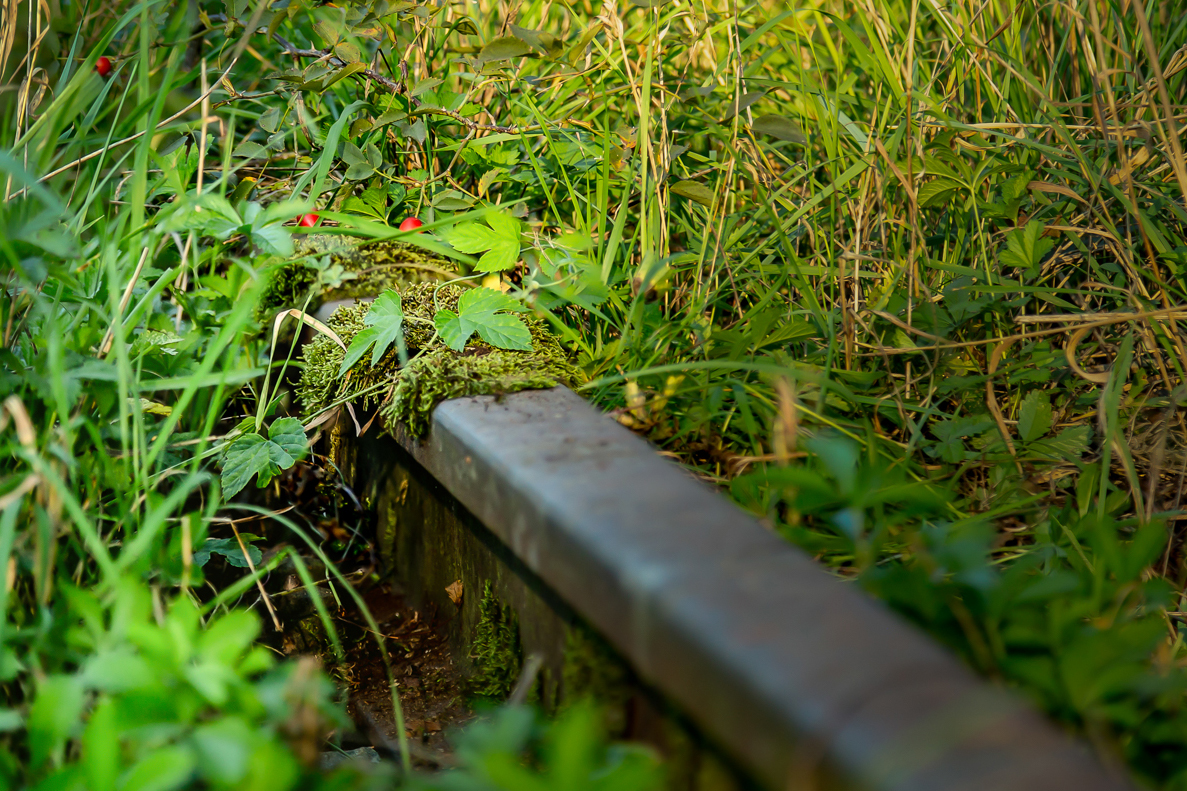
[391,386,1132,791]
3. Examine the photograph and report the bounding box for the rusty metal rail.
[380,385,1129,791]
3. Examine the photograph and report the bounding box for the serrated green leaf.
[475,239,520,272]
[268,417,307,463]
[478,36,532,63]
[337,291,408,374]
[221,434,279,498]
[459,286,521,315]
[249,223,293,257]
[918,178,962,207]
[339,326,379,376]
[999,221,1055,273]
[363,291,406,365]
[1030,425,1091,460]
[669,179,715,206]
[443,222,504,254]
[434,288,530,351]
[474,312,532,350]
[485,210,521,241]
[434,308,472,351]
[1018,390,1053,443]
[750,114,806,143]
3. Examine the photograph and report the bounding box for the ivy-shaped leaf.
[339,291,406,375]
[221,418,308,498]
[442,212,521,272]
[433,287,531,352]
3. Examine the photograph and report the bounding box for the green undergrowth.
[6,0,1187,787]
[298,282,578,437]
[258,239,452,321]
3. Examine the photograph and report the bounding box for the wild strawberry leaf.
[999,220,1054,276]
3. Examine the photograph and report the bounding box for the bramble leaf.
[999,220,1054,276]
[1018,390,1053,443]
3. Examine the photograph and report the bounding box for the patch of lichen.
[467,582,522,701]
[297,280,579,436]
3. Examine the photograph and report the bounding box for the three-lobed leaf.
[433,287,531,352]
[220,419,308,498]
[339,291,406,375]
[443,212,521,272]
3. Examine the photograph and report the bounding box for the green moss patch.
[297,281,579,438]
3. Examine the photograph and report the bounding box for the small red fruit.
[297,212,320,228]
[398,217,423,232]
[95,56,112,78]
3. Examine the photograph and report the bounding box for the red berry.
[398,217,423,232]
[297,212,320,228]
[95,56,112,78]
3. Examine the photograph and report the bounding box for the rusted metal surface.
[387,385,1131,791]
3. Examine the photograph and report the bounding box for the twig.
[230,520,283,632]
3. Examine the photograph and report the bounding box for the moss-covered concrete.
[297,280,579,439]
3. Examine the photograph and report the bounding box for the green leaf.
[474,312,532,350]
[999,220,1055,274]
[268,417,308,463]
[221,420,307,498]
[339,326,380,376]
[221,434,278,498]
[669,179,715,207]
[1030,425,1091,460]
[443,222,505,254]
[1018,390,1053,443]
[460,286,522,315]
[28,675,84,767]
[363,291,407,364]
[475,239,520,272]
[338,291,406,375]
[119,745,197,791]
[433,288,531,351]
[193,537,262,569]
[433,308,470,351]
[750,114,806,143]
[918,178,962,207]
[479,36,533,63]
[444,213,521,271]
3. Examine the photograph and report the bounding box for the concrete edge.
[386,386,1132,791]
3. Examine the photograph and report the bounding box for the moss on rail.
[297,280,578,437]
